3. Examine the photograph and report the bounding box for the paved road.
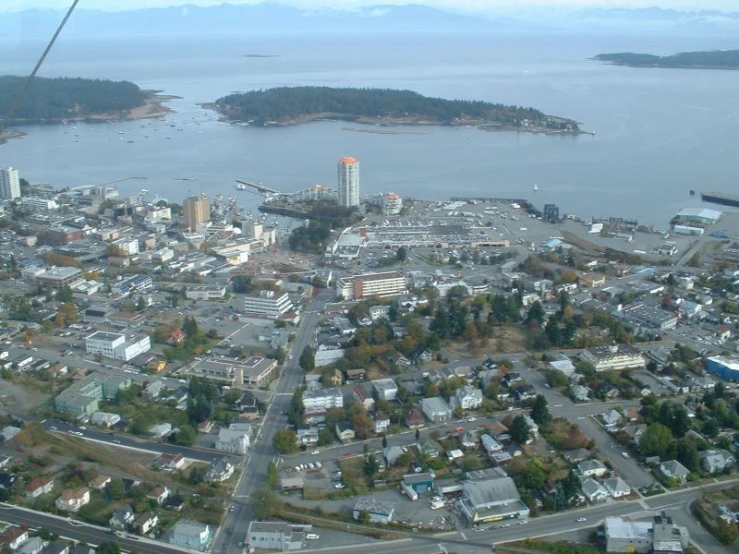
[42,419,234,465]
[214,290,332,554]
[295,482,738,554]
[510,360,656,490]
[0,503,188,554]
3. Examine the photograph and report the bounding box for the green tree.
[251,486,279,519]
[135,296,147,312]
[676,440,700,473]
[530,395,551,425]
[396,246,408,263]
[175,424,196,446]
[107,478,125,500]
[544,370,567,388]
[381,435,388,448]
[95,543,121,554]
[357,509,371,524]
[363,455,379,478]
[640,422,673,457]
[715,518,739,546]
[272,429,298,454]
[266,461,280,488]
[520,463,546,490]
[510,415,531,444]
[188,466,206,485]
[299,346,315,371]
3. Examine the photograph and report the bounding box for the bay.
[1,31,738,224]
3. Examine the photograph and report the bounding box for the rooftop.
[605,517,652,540]
[354,497,395,516]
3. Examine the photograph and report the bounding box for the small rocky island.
[0,75,173,128]
[210,86,583,135]
[594,49,739,69]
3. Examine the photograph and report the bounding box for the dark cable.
[0,0,80,137]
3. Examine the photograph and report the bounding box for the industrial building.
[458,468,529,524]
[673,207,721,226]
[338,156,360,208]
[352,497,395,523]
[85,331,151,362]
[336,271,408,300]
[704,356,739,381]
[604,514,689,554]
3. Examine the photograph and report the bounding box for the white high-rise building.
[338,157,360,207]
[0,166,21,200]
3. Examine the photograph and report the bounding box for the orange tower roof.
[339,156,357,165]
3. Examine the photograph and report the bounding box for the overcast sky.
[4,0,739,13]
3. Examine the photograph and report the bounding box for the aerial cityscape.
[0,2,738,554]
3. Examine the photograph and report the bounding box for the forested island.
[212,86,582,134]
[594,49,739,69]
[0,75,173,124]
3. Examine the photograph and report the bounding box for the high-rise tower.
[0,166,21,200]
[337,157,360,208]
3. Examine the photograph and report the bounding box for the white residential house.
[24,477,54,498]
[577,459,608,478]
[452,385,483,411]
[55,487,90,512]
[169,520,212,552]
[601,409,622,428]
[372,412,390,434]
[581,478,609,503]
[603,477,631,498]
[659,460,690,484]
[204,457,235,483]
[700,450,735,474]
[134,512,159,535]
[215,424,251,455]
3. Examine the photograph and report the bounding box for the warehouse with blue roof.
[705,356,739,381]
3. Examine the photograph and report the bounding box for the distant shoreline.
[203,108,590,136]
[593,49,739,70]
[1,91,177,140]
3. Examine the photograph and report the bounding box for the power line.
[0,0,81,137]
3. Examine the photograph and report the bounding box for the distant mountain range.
[3,3,739,39]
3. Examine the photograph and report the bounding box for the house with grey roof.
[603,477,631,498]
[700,450,735,474]
[420,397,451,423]
[581,478,609,503]
[577,459,607,478]
[659,460,690,484]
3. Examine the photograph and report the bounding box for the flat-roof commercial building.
[605,514,689,554]
[34,267,84,289]
[337,271,408,301]
[353,497,395,524]
[302,388,344,412]
[243,290,293,319]
[581,344,645,372]
[247,521,311,552]
[54,373,132,418]
[673,207,721,226]
[185,285,227,301]
[190,357,277,387]
[85,331,151,362]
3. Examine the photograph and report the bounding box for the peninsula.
[594,49,739,69]
[0,75,174,126]
[211,86,582,134]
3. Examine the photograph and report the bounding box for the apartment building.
[336,272,408,301]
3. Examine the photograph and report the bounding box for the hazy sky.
[4,0,739,13]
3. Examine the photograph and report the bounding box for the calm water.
[1,31,738,224]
